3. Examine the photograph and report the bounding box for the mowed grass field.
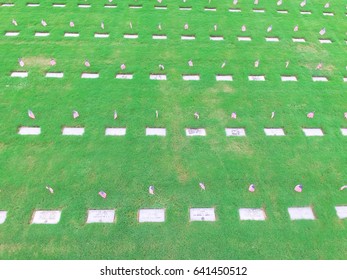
[0,0,346,259]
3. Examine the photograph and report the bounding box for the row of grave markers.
[8,72,347,82]
[3,32,341,44]
[0,2,344,16]
[17,127,347,137]
[0,206,346,224]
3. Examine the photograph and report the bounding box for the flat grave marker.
[335,206,347,219]
[249,75,265,81]
[216,75,233,81]
[138,209,165,223]
[288,207,316,220]
[186,128,206,136]
[152,34,167,40]
[31,210,61,224]
[210,36,224,41]
[146,128,166,136]
[312,76,328,82]
[35,32,50,37]
[94,33,109,38]
[302,128,324,137]
[238,36,252,41]
[124,34,138,39]
[340,128,347,136]
[64,32,79,37]
[18,126,41,135]
[150,74,167,80]
[181,35,195,40]
[264,128,285,136]
[11,71,28,78]
[5,31,19,36]
[292,38,306,42]
[45,72,63,78]
[182,74,200,81]
[190,208,216,221]
[225,128,246,137]
[0,211,7,224]
[105,128,126,136]
[265,37,279,42]
[86,210,115,223]
[281,76,297,81]
[239,208,266,221]
[116,74,133,79]
[81,73,99,79]
[62,127,85,136]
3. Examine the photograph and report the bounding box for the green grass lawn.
[0,0,346,259]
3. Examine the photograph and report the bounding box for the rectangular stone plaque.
[0,211,7,224]
[62,127,85,136]
[225,128,246,137]
[288,207,315,220]
[190,208,216,221]
[302,128,324,136]
[18,126,41,135]
[264,128,285,136]
[335,206,347,219]
[87,210,115,223]
[186,128,206,136]
[146,128,166,136]
[138,209,165,223]
[105,128,126,136]
[31,210,61,224]
[239,208,266,221]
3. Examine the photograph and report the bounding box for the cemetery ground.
[0,0,346,259]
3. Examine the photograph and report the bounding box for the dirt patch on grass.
[23,56,51,67]
[207,84,234,94]
[224,141,254,156]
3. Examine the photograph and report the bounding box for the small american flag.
[41,19,47,27]
[199,182,206,190]
[114,111,118,119]
[231,112,237,119]
[294,25,298,32]
[120,64,126,70]
[307,112,314,118]
[73,110,79,119]
[46,186,54,194]
[319,28,326,36]
[277,0,282,6]
[84,60,90,67]
[28,110,35,119]
[324,3,330,8]
[149,186,155,195]
[19,59,24,67]
[294,185,303,193]
[271,112,275,119]
[300,0,306,7]
[70,21,74,27]
[50,59,56,66]
[344,112,347,119]
[249,184,255,192]
[267,25,272,33]
[12,19,18,26]
[98,191,107,199]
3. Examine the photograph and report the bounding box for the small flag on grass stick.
[98,191,107,199]
[73,110,79,119]
[28,110,35,119]
[294,185,303,193]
